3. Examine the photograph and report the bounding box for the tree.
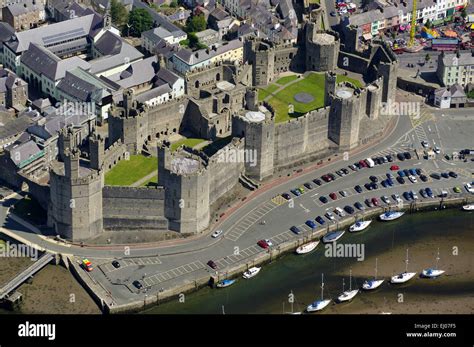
[461,8,467,19]
[186,14,206,33]
[188,32,207,50]
[425,19,432,29]
[425,53,431,62]
[127,9,153,37]
[110,0,128,27]
[170,0,178,8]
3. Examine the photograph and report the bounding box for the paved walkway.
[130,170,158,187]
[262,73,305,102]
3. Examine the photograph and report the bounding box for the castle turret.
[324,71,337,107]
[305,25,340,72]
[89,130,105,170]
[245,39,275,87]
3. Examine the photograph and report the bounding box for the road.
[1,109,473,306]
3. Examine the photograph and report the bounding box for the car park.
[313,179,323,186]
[316,216,325,225]
[212,230,223,238]
[304,182,313,190]
[334,207,345,217]
[290,226,302,234]
[371,197,380,206]
[397,176,405,184]
[448,171,458,178]
[420,174,428,182]
[344,205,355,214]
[354,185,363,193]
[354,201,365,210]
[319,196,328,204]
[133,280,143,289]
[325,211,335,221]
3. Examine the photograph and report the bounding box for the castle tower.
[48,149,104,241]
[245,39,275,87]
[158,145,210,234]
[232,109,275,180]
[305,26,340,72]
[378,59,398,104]
[328,83,362,151]
[365,77,383,120]
[123,89,134,117]
[324,71,337,107]
[245,88,258,111]
[89,130,105,170]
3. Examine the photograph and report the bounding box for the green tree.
[425,19,432,29]
[186,14,206,33]
[170,0,178,8]
[127,8,153,37]
[425,54,431,62]
[461,8,467,19]
[110,0,128,27]
[188,32,207,50]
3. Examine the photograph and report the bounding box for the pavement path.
[130,170,158,187]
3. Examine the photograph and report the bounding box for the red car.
[321,174,332,182]
[359,160,368,168]
[390,165,400,171]
[371,197,380,206]
[257,240,269,249]
[207,260,217,270]
[329,192,337,200]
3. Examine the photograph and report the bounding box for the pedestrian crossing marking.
[271,195,287,205]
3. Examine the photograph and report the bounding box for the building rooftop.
[174,39,243,66]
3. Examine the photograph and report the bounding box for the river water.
[144,209,474,314]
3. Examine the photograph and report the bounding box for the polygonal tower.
[324,71,337,107]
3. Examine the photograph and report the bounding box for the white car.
[381,196,390,204]
[465,183,474,194]
[325,211,336,221]
[211,230,223,238]
[393,194,403,204]
[408,175,417,183]
[411,190,419,200]
[334,207,346,217]
[421,141,429,148]
[265,239,274,247]
[433,146,441,154]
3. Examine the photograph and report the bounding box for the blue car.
[316,216,325,225]
[381,180,388,188]
[398,170,406,177]
[403,191,412,201]
[291,189,301,196]
[409,168,417,176]
[386,173,395,180]
[425,187,433,198]
[387,179,394,186]
[290,226,302,235]
[306,220,317,229]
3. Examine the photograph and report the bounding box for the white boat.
[322,230,345,243]
[296,241,319,254]
[284,290,302,314]
[362,258,384,290]
[379,211,404,221]
[337,269,359,302]
[462,204,474,211]
[349,220,372,232]
[243,266,261,279]
[306,273,331,312]
[391,249,417,284]
[422,248,445,278]
[216,279,236,288]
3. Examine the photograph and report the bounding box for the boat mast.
[321,273,324,300]
[290,290,294,313]
[405,249,409,273]
[436,248,440,270]
[349,269,352,291]
[375,258,378,280]
[222,305,225,315]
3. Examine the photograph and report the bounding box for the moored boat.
[391,249,417,284]
[379,211,404,221]
[306,273,331,313]
[337,269,359,302]
[243,267,261,279]
[362,258,384,290]
[322,230,345,243]
[462,204,474,211]
[421,248,445,278]
[216,279,236,288]
[349,220,372,232]
[296,241,319,254]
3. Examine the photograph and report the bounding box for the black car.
[415,168,422,175]
[354,202,364,210]
[304,182,313,189]
[404,152,412,160]
[282,193,291,200]
[419,174,428,182]
[397,153,405,161]
[133,280,143,289]
[328,173,336,181]
[313,179,323,186]
[365,199,374,208]
[441,172,449,179]
[420,189,428,198]
[207,260,218,270]
[344,205,355,214]
[371,182,379,190]
[354,185,363,193]
[112,261,121,269]
[377,157,384,165]
[354,162,362,169]
[369,175,378,183]
[336,170,345,177]
[397,176,406,184]
[448,171,458,178]
[431,173,441,180]
[341,168,350,175]
[386,155,393,162]
[403,169,410,177]
[316,216,325,225]
[364,183,373,190]
[319,196,328,204]
[403,191,412,201]
[290,226,302,235]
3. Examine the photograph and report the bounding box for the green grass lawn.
[171,138,207,151]
[258,84,280,102]
[276,75,299,85]
[12,196,47,225]
[141,175,158,188]
[266,72,364,123]
[105,155,158,186]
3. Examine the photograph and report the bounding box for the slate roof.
[174,39,243,66]
[107,56,160,89]
[7,140,43,168]
[135,84,172,103]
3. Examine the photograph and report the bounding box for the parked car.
[371,182,379,190]
[420,189,428,198]
[212,230,223,238]
[397,170,405,177]
[364,183,373,190]
[425,187,434,198]
[386,173,395,180]
[334,207,345,217]
[448,171,458,178]
[328,173,336,181]
[453,186,461,193]
[133,280,143,289]
[431,173,441,180]
[313,179,323,186]
[381,180,388,188]
[257,240,270,249]
[341,168,350,175]
[282,193,291,200]
[339,190,348,197]
[409,169,417,176]
[397,176,406,184]
[354,201,365,210]
[390,165,400,171]
[344,205,355,214]
[304,182,313,190]
[381,196,390,204]
[441,172,449,179]
[415,168,422,176]
[365,198,374,208]
[371,197,380,206]
[386,155,394,162]
[316,216,326,225]
[354,185,363,193]
[349,164,357,171]
[392,194,403,204]
[419,174,428,182]
[433,146,441,154]
[207,260,218,269]
[325,211,336,221]
[369,175,378,183]
[403,192,412,201]
[321,175,331,182]
[319,196,328,204]
[411,190,419,200]
[404,152,412,160]
[291,189,301,196]
[465,183,474,193]
[421,141,429,148]
[112,261,121,269]
[305,220,317,229]
[329,192,338,200]
[397,153,405,161]
[290,226,302,235]
[408,175,418,183]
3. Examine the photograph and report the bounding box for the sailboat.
[362,258,384,290]
[390,249,417,284]
[349,220,372,232]
[421,248,445,278]
[306,273,331,312]
[284,290,302,314]
[337,269,359,302]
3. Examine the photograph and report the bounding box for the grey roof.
[94,30,123,56]
[441,51,474,67]
[166,9,191,22]
[174,39,243,66]
[21,43,91,81]
[449,84,466,98]
[133,0,186,38]
[107,56,159,89]
[0,115,35,141]
[28,111,93,140]
[5,13,103,54]
[135,84,172,103]
[6,1,42,17]
[0,71,27,93]
[434,87,450,98]
[154,67,180,87]
[209,7,229,21]
[0,22,15,43]
[142,27,174,43]
[57,69,111,102]
[32,98,52,110]
[8,140,42,168]
[195,29,218,40]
